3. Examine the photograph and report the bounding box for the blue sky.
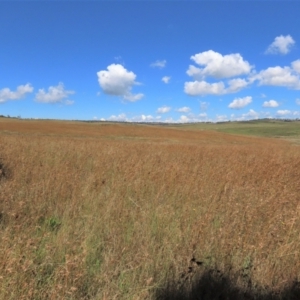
[1,1,300,122]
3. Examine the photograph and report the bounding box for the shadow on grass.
[0,161,11,180]
[155,268,300,300]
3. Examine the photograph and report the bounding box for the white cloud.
[177,106,191,113]
[178,115,205,123]
[296,99,300,105]
[150,60,166,69]
[292,60,300,73]
[177,112,208,123]
[186,65,203,80]
[184,80,226,96]
[227,78,249,93]
[266,35,295,55]
[216,114,228,122]
[184,77,250,96]
[242,109,259,120]
[104,113,213,124]
[179,115,189,123]
[255,66,300,89]
[0,84,33,103]
[162,76,171,84]
[164,117,175,123]
[35,83,75,104]
[185,50,253,96]
[108,113,127,122]
[157,106,171,114]
[228,96,252,109]
[97,64,144,101]
[123,93,144,102]
[263,100,279,107]
[107,114,162,123]
[136,115,155,122]
[188,50,252,79]
[277,110,291,116]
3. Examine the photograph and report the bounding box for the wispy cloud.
[150,60,166,69]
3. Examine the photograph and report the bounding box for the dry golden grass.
[0,119,299,299]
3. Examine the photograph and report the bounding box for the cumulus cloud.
[216,115,228,122]
[241,109,259,120]
[255,65,300,89]
[133,115,156,122]
[157,106,171,114]
[184,80,226,96]
[292,60,300,73]
[263,100,279,107]
[228,96,252,109]
[105,113,212,124]
[177,106,191,113]
[0,84,33,103]
[266,35,295,55]
[35,83,75,104]
[184,77,250,96]
[296,99,300,105]
[108,113,127,122]
[162,76,171,84]
[277,109,300,117]
[186,65,203,80]
[227,78,249,93]
[274,111,299,118]
[187,50,252,79]
[107,113,162,123]
[150,60,166,68]
[277,110,291,116]
[177,112,208,123]
[179,115,189,123]
[184,50,253,96]
[97,64,144,102]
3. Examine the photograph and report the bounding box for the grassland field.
[0,118,299,299]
